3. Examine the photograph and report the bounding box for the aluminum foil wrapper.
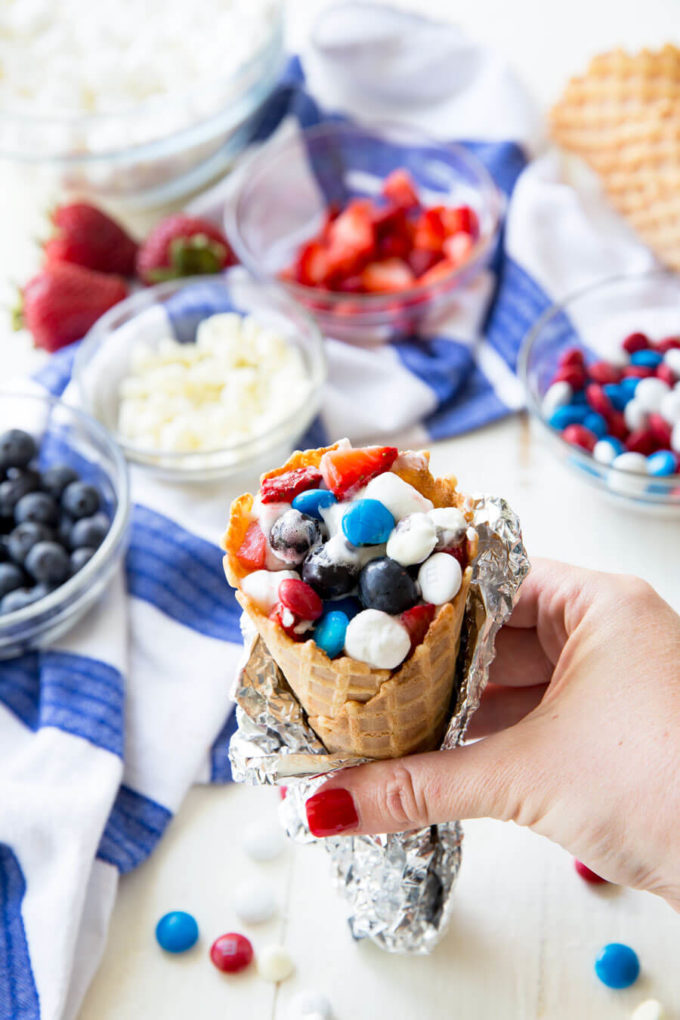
[229,494,529,953]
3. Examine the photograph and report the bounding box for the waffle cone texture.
[550,45,680,271]
[223,444,475,759]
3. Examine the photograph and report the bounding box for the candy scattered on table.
[287,988,333,1020]
[242,818,286,862]
[631,1000,665,1020]
[594,942,640,989]
[233,878,278,925]
[574,859,608,884]
[155,911,199,953]
[257,943,294,982]
[209,932,254,974]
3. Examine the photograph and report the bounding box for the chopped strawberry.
[377,230,412,260]
[269,604,306,641]
[319,203,341,243]
[443,232,475,266]
[381,168,420,210]
[408,248,441,277]
[441,544,469,571]
[418,258,457,286]
[360,258,415,293]
[400,603,436,652]
[337,275,364,293]
[320,446,398,499]
[325,199,375,278]
[260,466,323,504]
[413,207,447,252]
[442,205,479,239]
[295,241,331,287]
[236,522,267,571]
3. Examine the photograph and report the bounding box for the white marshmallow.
[623,399,648,432]
[631,1001,665,1020]
[344,610,411,669]
[240,570,299,613]
[358,472,434,520]
[634,377,671,413]
[428,506,468,549]
[660,388,680,425]
[233,879,277,924]
[664,348,680,376]
[541,380,572,418]
[386,513,437,566]
[418,553,462,605]
[258,944,295,982]
[287,990,333,1020]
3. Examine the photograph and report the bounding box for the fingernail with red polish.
[305,788,358,837]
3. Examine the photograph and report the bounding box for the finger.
[488,626,554,684]
[305,727,530,837]
[465,682,547,739]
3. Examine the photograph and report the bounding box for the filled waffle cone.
[223,444,476,759]
[550,45,680,271]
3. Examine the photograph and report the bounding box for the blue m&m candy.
[594,943,640,989]
[602,383,627,411]
[313,610,349,659]
[548,405,590,430]
[326,596,361,619]
[155,911,199,953]
[583,412,608,438]
[291,489,337,520]
[630,349,663,368]
[647,450,677,477]
[619,376,641,401]
[342,499,395,546]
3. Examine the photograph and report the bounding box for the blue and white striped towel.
[0,5,587,1017]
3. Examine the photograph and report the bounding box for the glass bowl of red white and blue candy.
[520,272,680,512]
[223,442,478,759]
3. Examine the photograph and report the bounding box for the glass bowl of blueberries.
[0,391,130,658]
[519,271,680,514]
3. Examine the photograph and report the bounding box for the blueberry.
[0,536,9,562]
[70,546,96,574]
[61,481,100,519]
[41,464,79,500]
[0,585,47,615]
[58,514,74,546]
[0,562,25,599]
[15,491,59,528]
[8,522,53,565]
[269,509,320,565]
[326,595,362,619]
[358,557,419,614]
[0,469,40,517]
[0,429,36,470]
[25,541,70,585]
[69,512,109,550]
[302,544,359,599]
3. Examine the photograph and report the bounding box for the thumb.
[304,728,529,837]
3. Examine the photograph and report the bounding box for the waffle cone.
[223,444,475,759]
[550,45,680,270]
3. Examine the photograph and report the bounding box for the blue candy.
[326,595,361,619]
[594,943,640,989]
[291,488,337,520]
[647,450,677,477]
[155,911,199,953]
[313,610,349,658]
[548,405,590,430]
[597,436,624,459]
[619,376,640,400]
[342,499,395,546]
[602,383,627,411]
[630,349,662,368]
[571,390,588,405]
[583,412,607,438]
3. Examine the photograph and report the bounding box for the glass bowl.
[0,3,284,208]
[74,270,327,483]
[226,121,503,344]
[0,391,130,659]
[519,271,680,514]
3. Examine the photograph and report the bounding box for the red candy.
[625,428,657,455]
[605,411,628,440]
[648,413,672,448]
[559,347,585,369]
[588,360,622,385]
[625,365,655,379]
[657,363,676,387]
[622,331,649,354]
[562,424,597,452]
[574,859,608,885]
[585,383,612,417]
[554,366,586,390]
[278,578,323,620]
[260,467,322,504]
[440,544,469,571]
[655,336,680,352]
[210,933,254,973]
[268,605,306,642]
[400,603,436,653]
[236,522,267,571]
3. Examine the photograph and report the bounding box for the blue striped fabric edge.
[209,706,239,783]
[96,785,172,875]
[0,845,40,1020]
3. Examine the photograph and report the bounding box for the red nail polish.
[306,788,358,837]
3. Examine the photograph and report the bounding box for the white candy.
[428,506,467,549]
[664,348,680,376]
[608,452,649,497]
[344,610,411,669]
[418,552,462,605]
[660,388,680,425]
[359,472,434,520]
[634,377,671,413]
[242,818,286,862]
[233,879,277,924]
[541,380,573,418]
[631,1000,665,1020]
[287,990,333,1020]
[240,570,299,613]
[672,421,680,454]
[593,440,618,465]
[624,399,648,432]
[386,513,437,566]
[257,944,295,982]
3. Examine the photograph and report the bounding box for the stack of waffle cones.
[223,444,475,759]
[550,45,680,271]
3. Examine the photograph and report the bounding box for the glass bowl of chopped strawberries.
[226,122,503,344]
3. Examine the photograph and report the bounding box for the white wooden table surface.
[2,2,680,1018]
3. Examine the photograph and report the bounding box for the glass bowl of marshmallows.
[0,0,285,207]
[74,270,327,483]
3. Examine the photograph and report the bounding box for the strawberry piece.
[360,258,415,293]
[413,207,447,251]
[381,168,420,210]
[408,248,441,277]
[136,214,236,285]
[400,603,436,652]
[260,466,323,504]
[442,232,474,266]
[377,230,412,261]
[320,446,399,499]
[337,274,364,293]
[268,604,306,641]
[440,544,469,571]
[325,199,375,278]
[236,522,267,571]
[319,203,341,243]
[279,578,323,620]
[418,258,457,286]
[295,241,331,287]
[442,205,479,239]
[45,202,138,276]
[16,263,127,352]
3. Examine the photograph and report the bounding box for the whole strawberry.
[16,263,127,352]
[136,214,236,285]
[44,202,138,276]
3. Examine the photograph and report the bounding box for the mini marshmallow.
[428,506,467,549]
[418,552,462,605]
[358,472,433,520]
[240,570,299,613]
[258,944,295,982]
[386,513,437,566]
[344,609,411,669]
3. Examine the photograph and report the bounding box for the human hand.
[304,559,680,910]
